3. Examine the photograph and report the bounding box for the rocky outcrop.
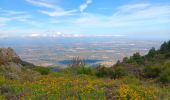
[0,48,34,72]
[0,48,21,64]
[0,48,37,81]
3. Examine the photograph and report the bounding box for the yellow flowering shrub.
[0,72,169,100]
[118,84,158,100]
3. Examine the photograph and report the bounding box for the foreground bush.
[159,69,170,83]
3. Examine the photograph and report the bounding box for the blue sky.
[0,0,170,38]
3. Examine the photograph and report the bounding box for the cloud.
[0,17,11,22]
[80,0,93,12]
[26,0,62,11]
[0,17,11,27]
[0,8,40,27]
[117,3,150,13]
[26,0,77,17]
[75,3,170,28]
[39,9,77,17]
[30,33,41,37]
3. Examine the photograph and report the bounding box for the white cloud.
[75,3,170,28]
[80,0,93,12]
[26,0,77,17]
[117,3,150,13]
[0,10,26,16]
[30,33,41,37]
[39,9,77,17]
[26,0,62,11]
[0,17,11,22]
[0,8,41,27]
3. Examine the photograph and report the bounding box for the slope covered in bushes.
[0,40,170,99]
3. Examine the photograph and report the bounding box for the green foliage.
[159,69,170,83]
[96,66,126,79]
[110,66,127,79]
[159,41,170,54]
[126,52,144,65]
[96,66,110,77]
[147,47,157,58]
[34,67,51,75]
[143,65,161,78]
[159,61,170,83]
[122,57,128,63]
[143,60,170,83]
[77,66,95,75]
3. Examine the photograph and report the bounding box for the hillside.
[0,41,170,100]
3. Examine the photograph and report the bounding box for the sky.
[0,0,170,39]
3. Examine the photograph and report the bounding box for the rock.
[0,47,35,70]
[0,47,21,64]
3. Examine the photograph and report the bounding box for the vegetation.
[96,66,126,79]
[0,40,170,99]
[34,67,51,75]
[119,40,170,83]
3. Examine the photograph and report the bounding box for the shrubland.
[0,40,170,100]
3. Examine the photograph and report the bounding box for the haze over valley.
[0,36,163,67]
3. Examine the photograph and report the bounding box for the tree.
[160,42,168,53]
[122,57,128,63]
[132,52,144,64]
[147,47,156,58]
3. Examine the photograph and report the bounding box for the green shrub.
[127,52,144,65]
[143,66,161,78]
[159,69,170,83]
[159,62,170,83]
[96,66,126,79]
[77,66,94,75]
[96,67,110,77]
[110,66,127,79]
[34,67,51,75]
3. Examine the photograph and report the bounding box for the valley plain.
[0,37,163,67]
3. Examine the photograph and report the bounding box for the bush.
[143,66,161,78]
[77,66,94,75]
[34,67,51,75]
[159,62,170,83]
[147,47,157,58]
[110,66,127,79]
[126,53,144,65]
[96,66,110,77]
[159,69,170,83]
[96,66,126,79]
[69,57,85,68]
